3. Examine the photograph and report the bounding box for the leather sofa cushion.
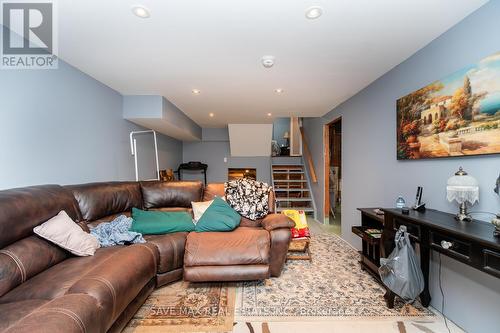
[3,294,106,333]
[0,185,81,249]
[0,235,69,298]
[87,211,131,228]
[144,232,188,273]
[0,299,48,332]
[140,180,203,209]
[184,227,270,267]
[150,207,193,215]
[67,182,142,222]
[202,183,276,227]
[0,246,123,303]
[66,243,158,328]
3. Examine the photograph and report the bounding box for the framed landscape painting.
[397,51,500,160]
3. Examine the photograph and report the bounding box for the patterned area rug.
[236,232,434,320]
[124,281,235,333]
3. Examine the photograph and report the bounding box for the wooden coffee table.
[286,237,311,261]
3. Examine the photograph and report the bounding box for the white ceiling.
[58,0,488,127]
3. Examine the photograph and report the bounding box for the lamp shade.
[283,131,290,139]
[446,167,479,204]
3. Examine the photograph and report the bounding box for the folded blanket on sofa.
[90,215,145,247]
[224,178,271,220]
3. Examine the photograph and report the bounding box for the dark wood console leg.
[384,290,395,309]
[419,246,431,307]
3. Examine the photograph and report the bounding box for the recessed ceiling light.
[209,113,214,118]
[305,6,323,20]
[132,6,150,18]
[275,88,284,94]
[192,89,201,95]
[267,113,272,117]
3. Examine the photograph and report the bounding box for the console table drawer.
[393,218,420,241]
[430,231,471,261]
[483,249,500,278]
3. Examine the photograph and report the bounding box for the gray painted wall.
[0,59,182,189]
[182,128,271,184]
[303,2,500,332]
[272,118,290,147]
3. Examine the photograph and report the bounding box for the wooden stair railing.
[299,126,317,183]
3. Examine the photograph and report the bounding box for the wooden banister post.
[299,126,317,183]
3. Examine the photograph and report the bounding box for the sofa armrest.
[268,228,292,277]
[261,214,295,231]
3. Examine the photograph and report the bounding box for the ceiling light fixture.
[192,89,201,95]
[261,55,275,68]
[209,113,214,118]
[267,113,272,117]
[305,6,323,20]
[132,6,150,18]
[275,88,284,94]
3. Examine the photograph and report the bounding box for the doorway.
[324,117,342,235]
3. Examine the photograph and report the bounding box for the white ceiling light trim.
[131,6,150,18]
[305,6,323,20]
[275,88,284,94]
[261,55,275,68]
[192,89,201,95]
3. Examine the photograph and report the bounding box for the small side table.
[287,237,311,261]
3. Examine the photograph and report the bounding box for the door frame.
[323,116,342,225]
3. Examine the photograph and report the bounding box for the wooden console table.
[353,208,384,282]
[381,208,500,308]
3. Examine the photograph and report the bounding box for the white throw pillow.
[33,210,100,256]
[191,200,214,223]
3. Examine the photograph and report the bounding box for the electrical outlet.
[224,157,228,163]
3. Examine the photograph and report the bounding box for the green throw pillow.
[195,197,241,232]
[130,208,195,235]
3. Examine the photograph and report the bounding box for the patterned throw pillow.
[224,178,271,220]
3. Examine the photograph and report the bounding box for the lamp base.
[455,202,472,222]
[455,212,472,222]
[492,214,500,237]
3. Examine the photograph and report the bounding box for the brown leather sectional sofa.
[0,180,294,333]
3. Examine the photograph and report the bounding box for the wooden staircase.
[271,164,314,214]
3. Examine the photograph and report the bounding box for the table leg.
[419,245,432,307]
[384,290,395,309]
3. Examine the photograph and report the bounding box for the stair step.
[273,170,304,174]
[274,188,310,192]
[273,179,307,183]
[271,163,314,215]
[272,167,304,172]
[276,207,315,212]
[276,198,312,202]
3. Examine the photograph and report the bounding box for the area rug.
[124,281,235,333]
[236,232,434,321]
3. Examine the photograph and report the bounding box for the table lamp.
[493,173,500,236]
[446,167,479,222]
[283,131,290,147]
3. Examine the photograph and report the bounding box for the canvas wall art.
[397,51,500,160]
